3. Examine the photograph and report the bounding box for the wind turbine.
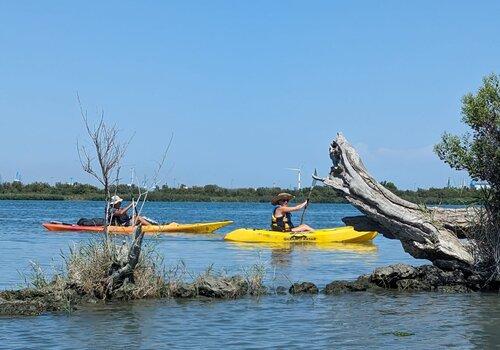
[129,167,135,187]
[286,167,301,190]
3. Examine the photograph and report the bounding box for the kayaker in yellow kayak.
[109,195,152,226]
[271,193,313,232]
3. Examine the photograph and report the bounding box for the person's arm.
[279,200,308,213]
[114,202,133,215]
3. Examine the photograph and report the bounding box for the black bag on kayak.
[77,218,106,226]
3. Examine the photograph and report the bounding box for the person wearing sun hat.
[108,195,152,226]
[271,192,313,232]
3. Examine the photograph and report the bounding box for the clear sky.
[1,1,498,189]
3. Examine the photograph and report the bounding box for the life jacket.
[109,207,131,226]
[271,207,294,232]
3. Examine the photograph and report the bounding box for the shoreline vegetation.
[2,253,496,316]
[0,181,481,205]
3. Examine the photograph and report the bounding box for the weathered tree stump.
[105,225,145,296]
[317,133,475,267]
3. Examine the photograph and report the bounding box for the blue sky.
[0,1,498,189]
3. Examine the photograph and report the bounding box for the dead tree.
[75,98,173,298]
[105,225,145,295]
[76,97,129,232]
[316,133,475,268]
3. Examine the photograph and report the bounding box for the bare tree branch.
[76,94,130,234]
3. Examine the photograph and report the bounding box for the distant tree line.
[0,181,482,205]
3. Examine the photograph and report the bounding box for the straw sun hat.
[271,193,294,205]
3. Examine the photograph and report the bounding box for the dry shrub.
[63,236,166,299]
[125,242,168,299]
[25,261,49,289]
[26,238,270,300]
[64,238,117,297]
[242,262,267,295]
[162,260,194,296]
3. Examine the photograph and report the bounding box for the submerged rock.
[289,282,318,294]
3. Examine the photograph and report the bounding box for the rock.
[395,279,432,291]
[416,265,444,286]
[0,289,48,301]
[371,264,417,288]
[433,259,472,273]
[275,286,287,295]
[170,283,197,298]
[363,264,475,292]
[324,277,375,294]
[289,282,318,294]
[195,275,248,298]
[0,298,46,316]
[324,281,352,294]
[228,276,250,296]
[0,289,52,316]
[466,274,484,291]
[417,265,466,287]
[249,285,267,296]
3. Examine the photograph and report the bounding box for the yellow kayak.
[224,226,377,243]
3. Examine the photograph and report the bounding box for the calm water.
[0,201,498,349]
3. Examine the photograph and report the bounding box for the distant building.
[470,180,491,190]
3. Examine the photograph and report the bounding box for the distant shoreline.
[0,181,480,205]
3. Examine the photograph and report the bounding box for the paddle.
[131,196,159,225]
[299,169,318,225]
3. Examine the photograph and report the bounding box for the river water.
[0,200,498,349]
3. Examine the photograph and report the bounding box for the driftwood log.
[316,133,475,267]
[105,225,145,295]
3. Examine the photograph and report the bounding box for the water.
[0,201,499,349]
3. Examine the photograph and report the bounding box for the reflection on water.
[1,201,498,349]
[227,241,378,270]
[227,241,378,253]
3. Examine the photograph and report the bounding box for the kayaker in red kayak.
[109,195,152,226]
[271,193,313,232]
